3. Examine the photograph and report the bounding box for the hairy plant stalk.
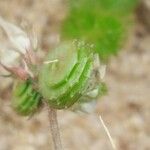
[48,106,63,150]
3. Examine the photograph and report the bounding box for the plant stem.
[48,106,63,150]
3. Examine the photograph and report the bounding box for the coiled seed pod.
[12,80,42,116]
[39,42,94,109]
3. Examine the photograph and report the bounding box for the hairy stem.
[48,106,63,150]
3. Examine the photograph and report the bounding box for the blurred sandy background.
[0,0,149,150]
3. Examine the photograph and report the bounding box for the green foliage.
[12,80,42,116]
[61,0,139,61]
[98,0,138,15]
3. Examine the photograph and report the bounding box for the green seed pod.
[12,80,42,116]
[39,42,95,109]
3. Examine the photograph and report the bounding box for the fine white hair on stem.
[99,115,117,150]
[31,27,38,51]
[22,60,34,78]
[43,59,59,64]
[0,17,30,53]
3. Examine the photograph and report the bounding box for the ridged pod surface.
[12,80,42,116]
[39,42,94,109]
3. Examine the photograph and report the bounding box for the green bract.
[39,42,94,109]
[12,80,42,116]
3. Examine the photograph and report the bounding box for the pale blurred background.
[0,0,149,150]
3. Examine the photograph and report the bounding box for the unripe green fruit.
[12,80,42,116]
[39,42,94,109]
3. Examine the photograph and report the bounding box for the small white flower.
[0,17,31,54]
[0,45,19,67]
[0,17,37,79]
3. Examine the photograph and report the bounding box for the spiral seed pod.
[12,80,42,116]
[39,42,95,109]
